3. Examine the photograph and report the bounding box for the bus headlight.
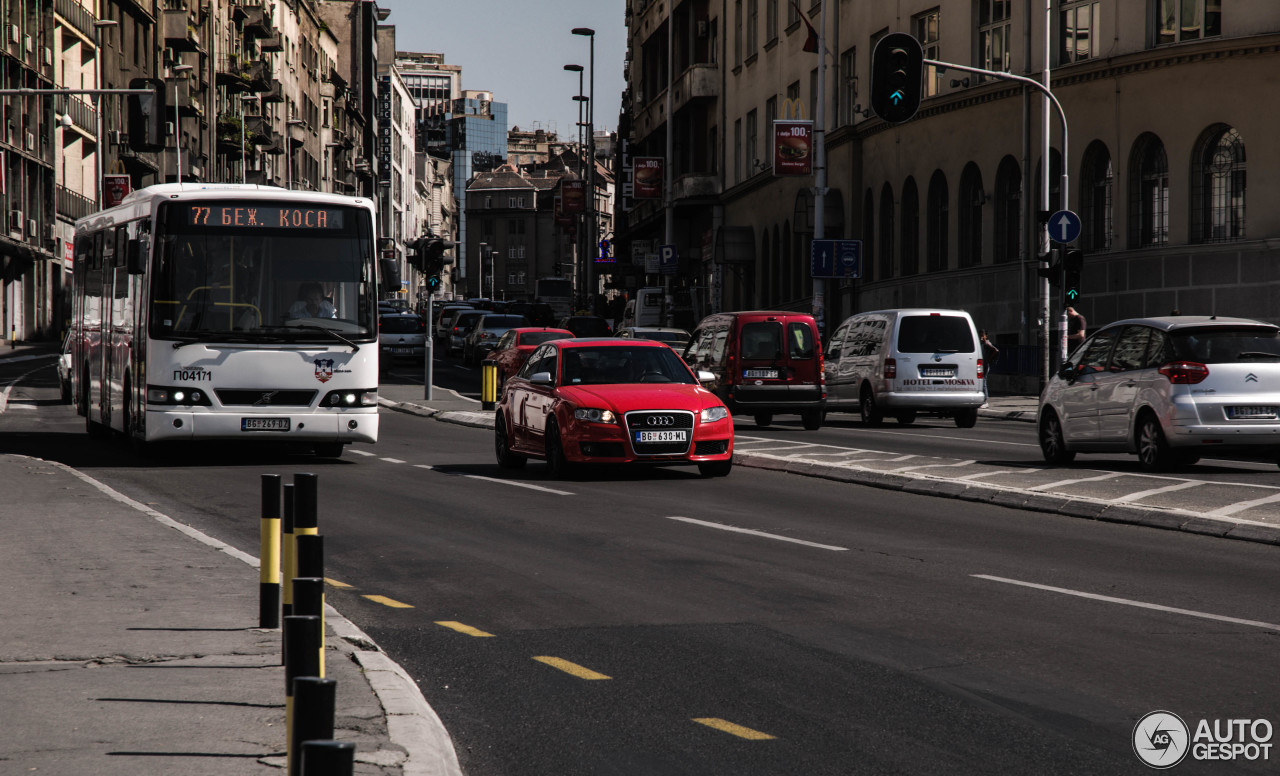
[147,385,213,406]
[322,388,378,407]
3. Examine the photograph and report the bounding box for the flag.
[791,0,819,53]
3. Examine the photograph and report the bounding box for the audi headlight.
[574,408,617,424]
[700,405,730,423]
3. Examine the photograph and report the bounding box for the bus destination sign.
[186,205,345,229]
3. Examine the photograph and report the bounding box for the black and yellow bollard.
[284,615,322,776]
[259,474,282,629]
[290,677,336,776]
[294,472,319,553]
[300,740,355,776]
[296,533,323,580]
[292,577,325,677]
[481,359,498,410]
[282,483,296,619]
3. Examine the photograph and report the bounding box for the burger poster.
[562,180,586,213]
[774,120,814,176]
[633,157,664,199]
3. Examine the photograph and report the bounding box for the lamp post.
[564,64,585,306]
[572,27,595,312]
[169,64,193,184]
[477,241,486,301]
[286,118,304,189]
[92,19,117,207]
[239,94,259,185]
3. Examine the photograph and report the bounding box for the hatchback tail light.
[884,358,896,379]
[1159,361,1210,384]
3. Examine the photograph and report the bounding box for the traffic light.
[127,78,167,152]
[1062,248,1084,302]
[1035,249,1061,285]
[426,275,440,292]
[870,33,924,124]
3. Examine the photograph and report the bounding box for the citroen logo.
[254,391,279,406]
[1246,373,1259,382]
[647,415,674,426]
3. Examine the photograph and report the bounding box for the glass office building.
[449,92,508,281]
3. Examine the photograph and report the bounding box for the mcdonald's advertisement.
[774,120,813,176]
[633,156,664,199]
[562,179,586,213]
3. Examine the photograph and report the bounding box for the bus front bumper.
[144,409,378,444]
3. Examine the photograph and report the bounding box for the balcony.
[56,183,96,222]
[242,5,275,39]
[263,132,284,156]
[216,56,252,92]
[247,60,274,92]
[672,62,719,112]
[259,33,283,53]
[54,0,98,42]
[244,115,272,145]
[162,9,200,52]
[672,172,719,203]
[61,95,96,137]
[261,81,283,104]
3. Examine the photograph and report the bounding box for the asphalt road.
[4,354,1279,774]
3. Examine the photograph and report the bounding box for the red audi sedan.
[495,339,734,477]
[488,327,575,391]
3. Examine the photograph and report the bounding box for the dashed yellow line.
[324,578,353,589]
[435,621,495,637]
[362,594,414,608]
[532,656,612,680]
[692,717,776,740]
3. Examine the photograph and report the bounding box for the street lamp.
[572,28,596,311]
[92,19,118,207]
[286,118,304,190]
[477,241,487,300]
[238,94,259,185]
[169,63,193,184]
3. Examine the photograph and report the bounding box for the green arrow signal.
[1066,289,1079,300]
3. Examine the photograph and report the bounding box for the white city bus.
[69,184,381,457]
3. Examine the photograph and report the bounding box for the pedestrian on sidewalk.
[1066,307,1087,349]
[979,329,999,405]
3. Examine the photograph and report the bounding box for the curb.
[384,399,1280,549]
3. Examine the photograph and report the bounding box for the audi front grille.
[624,410,695,456]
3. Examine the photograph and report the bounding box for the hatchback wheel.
[860,386,883,427]
[545,421,575,479]
[1137,413,1174,472]
[495,413,527,469]
[1039,410,1076,464]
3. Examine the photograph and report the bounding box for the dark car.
[461,313,530,366]
[489,327,575,391]
[508,301,557,328]
[558,315,612,338]
[378,312,428,369]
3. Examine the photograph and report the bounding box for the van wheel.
[801,410,822,430]
[954,409,978,428]
[754,413,773,428]
[896,411,916,426]
[859,386,883,427]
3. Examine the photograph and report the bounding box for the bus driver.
[288,282,336,319]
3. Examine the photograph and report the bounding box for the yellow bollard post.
[481,360,497,410]
[282,484,296,618]
[259,474,282,629]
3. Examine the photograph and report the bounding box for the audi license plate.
[242,417,290,432]
[743,369,778,379]
[1227,406,1279,420]
[636,430,688,443]
[920,367,955,377]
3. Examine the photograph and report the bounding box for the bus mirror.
[126,237,149,275]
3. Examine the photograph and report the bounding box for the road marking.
[692,718,776,740]
[363,594,414,609]
[666,516,847,552]
[895,458,974,471]
[460,473,574,495]
[1115,479,1202,503]
[414,464,434,470]
[350,449,376,457]
[1210,490,1280,517]
[1028,471,1125,490]
[325,578,353,589]
[532,656,611,680]
[436,621,495,638]
[4,402,36,409]
[973,575,1280,632]
[380,457,406,464]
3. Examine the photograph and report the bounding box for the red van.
[683,311,826,430]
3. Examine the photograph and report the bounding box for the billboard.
[774,120,813,176]
[633,157,663,199]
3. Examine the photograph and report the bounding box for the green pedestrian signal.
[870,33,924,124]
[1063,249,1083,301]
[426,275,440,292]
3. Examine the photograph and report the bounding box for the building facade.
[448,89,507,286]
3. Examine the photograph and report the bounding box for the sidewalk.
[0,451,461,776]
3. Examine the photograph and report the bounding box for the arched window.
[926,170,948,272]
[993,155,1021,263]
[1128,133,1169,248]
[958,162,984,268]
[900,177,920,276]
[862,189,875,282]
[1080,140,1113,252]
[878,183,895,280]
[1191,125,1245,243]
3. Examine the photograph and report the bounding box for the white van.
[622,287,664,328]
[824,308,986,427]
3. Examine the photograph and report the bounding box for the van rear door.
[893,313,980,393]
[736,317,822,397]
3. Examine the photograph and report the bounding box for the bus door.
[106,225,132,434]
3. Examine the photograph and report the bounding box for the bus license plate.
[636,430,687,443]
[242,417,290,431]
[743,369,778,379]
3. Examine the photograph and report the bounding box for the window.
[926,170,949,272]
[766,0,778,42]
[993,155,1020,263]
[765,96,777,166]
[1155,0,1221,44]
[787,0,799,27]
[1110,326,1152,372]
[1192,125,1245,243]
[1061,1,1100,63]
[735,0,743,67]
[838,46,857,126]
[958,162,984,267]
[745,109,758,174]
[914,8,941,97]
[878,183,895,280]
[1080,140,1113,252]
[901,177,920,276]
[978,0,1012,75]
[734,118,743,183]
[747,0,759,58]
[1129,133,1168,248]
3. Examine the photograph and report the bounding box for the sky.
[377,0,628,139]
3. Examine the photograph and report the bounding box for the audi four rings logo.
[647,416,675,426]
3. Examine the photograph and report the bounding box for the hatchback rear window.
[519,331,570,347]
[897,315,975,353]
[1172,327,1280,362]
[380,316,423,334]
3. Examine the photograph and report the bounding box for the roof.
[1101,315,1277,332]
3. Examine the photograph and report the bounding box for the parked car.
[621,287,664,328]
[1039,315,1280,471]
[433,304,474,343]
[462,313,530,366]
[489,327,575,391]
[507,301,557,328]
[616,326,692,352]
[494,338,734,478]
[558,315,613,338]
[378,312,428,370]
[446,310,487,356]
[683,310,826,430]
[56,333,72,404]
[823,308,986,428]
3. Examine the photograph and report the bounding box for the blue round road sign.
[1050,210,1082,244]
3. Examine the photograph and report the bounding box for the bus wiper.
[288,323,361,353]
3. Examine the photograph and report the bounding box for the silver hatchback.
[1038,315,1280,471]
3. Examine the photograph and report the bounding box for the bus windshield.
[150,200,377,342]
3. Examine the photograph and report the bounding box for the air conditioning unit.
[696,20,709,37]
[23,34,32,53]
[46,223,55,240]
[8,25,17,45]
[165,121,175,137]
[41,47,51,67]
[24,131,34,151]
[164,46,177,64]
[26,218,36,236]
[108,130,125,145]
[9,210,22,231]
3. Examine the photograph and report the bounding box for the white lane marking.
[1028,471,1125,490]
[666,516,848,552]
[380,457,406,464]
[414,464,434,470]
[4,402,37,410]
[959,470,1007,480]
[836,427,1041,448]
[1209,490,1280,517]
[458,474,573,495]
[973,574,1280,632]
[1116,479,1202,503]
[350,449,377,457]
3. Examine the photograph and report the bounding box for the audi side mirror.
[530,371,554,386]
[697,370,716,384]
